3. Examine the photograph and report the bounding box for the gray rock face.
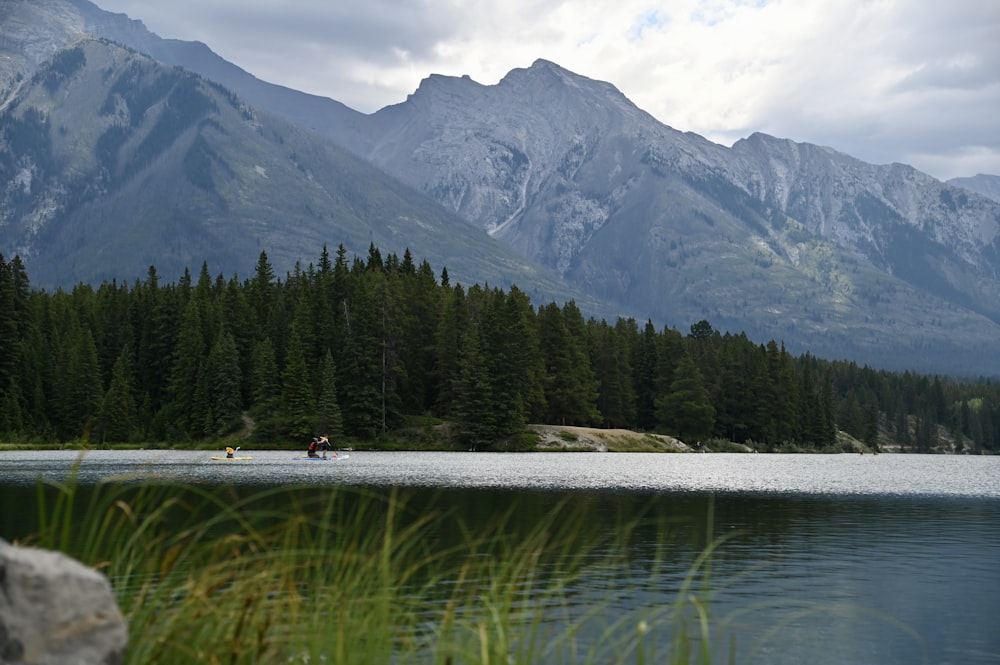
[329,60,1000,374]
[6,0,1000,373]
[345,60,1000,291]
[0,0,361,143]
[0,539,127,665]
[948,174,1000,203]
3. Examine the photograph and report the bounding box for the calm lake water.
[2,450,999,664]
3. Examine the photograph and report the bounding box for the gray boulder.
[0,539,127,665]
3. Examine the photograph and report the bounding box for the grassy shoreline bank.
[16,478,724,664]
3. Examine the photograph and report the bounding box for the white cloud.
[91,0,1000,180]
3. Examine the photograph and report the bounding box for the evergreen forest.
[1,245,998,453]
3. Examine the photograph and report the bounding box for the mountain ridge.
[0,35,601,315]
[948,174,1000,203]
[318,60,1000,374]
[3,0,1000,375]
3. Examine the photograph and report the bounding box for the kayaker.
[225,446,235,458]
[307,435,332,458]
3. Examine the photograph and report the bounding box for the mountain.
[319,60,1000,375]
[4,0,1000,376]
[0,0,364,140]
[0,36,595,312]
[948,174,1000,203]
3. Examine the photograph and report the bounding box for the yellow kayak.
[211,456,253,461]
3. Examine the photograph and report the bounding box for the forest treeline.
[1,245,998,452]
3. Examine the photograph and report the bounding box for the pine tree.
[339,267,377,438]
[561,301,601,424]
[250,338,280,415]
[863,402,880,450]
[819,372,837,447]
[93,280,134,390]
[316,351,344,440]
[396,257,440,413]
[655,349,715,444]
[536,302,599,426]
[0,255,18,425]
[247,337,281,439]
[6,256,32,432]
[222,275,254,404]
[168,298,206,435]
[895,400,911,449]
[0,383,23,435]
[55,323,103,441]
[18,320,50,437]
[281,329,316,441]
[590,318,637,429]
[326,244,352,393]
[205,331,243,436]
[632,320,659,430]
[497,286,545,427]
[687,319,721,418]
[433,284,467,417]
[653,326,685,428]
[135,266,176,411]
[250,251,276,333]
[772,342,799,444]
[340,268,402,438]
[711,334,748,442]
[99,349,137,443]
[450,325,498,448]
[372,267,404,435]
[799,359,825,448]
[290,275,318,386]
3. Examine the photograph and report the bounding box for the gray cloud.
[197,2,454,63]
[90,0,1000,180]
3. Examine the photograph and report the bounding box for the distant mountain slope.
[5,0,1000,375]
[948,174,1000,203]
[0,38,596,313]
[0,0,365,139]
[315,59,1000,374]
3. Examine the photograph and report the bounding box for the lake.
[2,450,999,664]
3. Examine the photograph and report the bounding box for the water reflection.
[2,451,999,663]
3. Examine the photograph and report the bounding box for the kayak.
[211,456,253,461]
[292,455,350,461]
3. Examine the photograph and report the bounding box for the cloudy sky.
[91,0,999,181]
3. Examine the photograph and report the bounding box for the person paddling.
[307,435,333,458]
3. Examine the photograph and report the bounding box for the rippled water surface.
[2,450,999,664]
[2,449,999,496]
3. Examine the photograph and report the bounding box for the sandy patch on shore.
[527,425,692,452]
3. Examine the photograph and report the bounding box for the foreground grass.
[21,473,727,664]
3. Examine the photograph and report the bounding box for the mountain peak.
[502,58,604,90]
[527,58,565,72]
[405,71,483,109]
[7,0,1000,375]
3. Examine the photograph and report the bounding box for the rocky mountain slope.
[0,36,592,310]
[0,0,362,139]
[4,0,1000,375]
[324,60,1000,374]
[949,174,1000,203]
